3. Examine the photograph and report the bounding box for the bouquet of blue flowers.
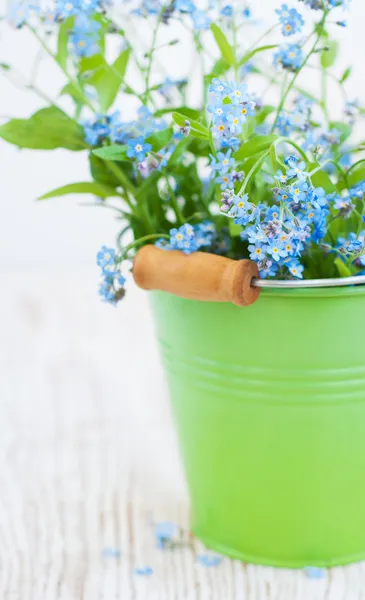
[2,0,363,304]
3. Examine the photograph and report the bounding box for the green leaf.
[95,48,131,112]
[228,220,242,237]
[210,24,235,66]
[92,144,128,161]
[172,112,209,138]
[60,82,87,105]
[0,107,86,151]
[321,40,338,69]
[329,120,352,144]
[204,58,230,84]
[339,66,352,84]
[38,182,120,200]
[146,127,173,152]
[153,106,200,120]
[234,134,278,161]
[255,105,276,126]
[56,17,74,69]
[334,257,352,278]
[79,54,109,75]
[307,162,335,193]
[89,153,130,187]
[348,164,365,187]
[239,44,278,67]
[168,136,192,166]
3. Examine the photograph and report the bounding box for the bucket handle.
[133,245,260,307]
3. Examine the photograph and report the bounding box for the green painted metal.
[150,286,365,568]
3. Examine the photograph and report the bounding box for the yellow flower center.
[135,144,143,152]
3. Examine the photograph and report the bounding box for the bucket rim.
[252,274,365,289]
[251,277,365,298]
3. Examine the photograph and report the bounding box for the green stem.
[164,175,185,225]
[28,25,95,112]
[320,69,330,125]
[238,149,271,195]
[274,137,309,162]
[271,14,328,133]
[143,16,162,106]
[105,161,137,199]
[121,233,170,259]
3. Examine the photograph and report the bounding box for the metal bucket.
[150,279,365,567]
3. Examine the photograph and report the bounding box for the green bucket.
[150,285,365,568]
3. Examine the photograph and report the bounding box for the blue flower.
[229,194,255,225]
[127,136,152,162]
[267,240,288,261]
[266,205,281,221]
[210,150,235,174]
[220,4,233,16]
[304,566,326,580]
[287,259,304,278]
[169,223,198,254]
[275,169,289,184]
[155,522,179,549]
[216,171,235,190]
[274,44,304,71]
[284,154,299,166]
[276,4,304,36]
[70,12,101,57]
[333,194,355,217]
[191,9,211,30]
[81,113,116,145]
[286,160,308,180]
[289,181,308,201]
[8,0,37,27]
[196,555,222,568]
[207,99,231,122]
[248,242,267,262]
[226,81,249,105]
[208,78,229,96]
[175,0,195,12]
[134,567,153,576]
[97,245,115,267]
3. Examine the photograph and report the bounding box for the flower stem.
[120,233,169,260]
[271,14,328,133]
[27,25,95,112]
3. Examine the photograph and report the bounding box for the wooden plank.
[0,271,364,599]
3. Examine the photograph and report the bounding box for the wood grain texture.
[0,269,364,599]
[133,246,260,306]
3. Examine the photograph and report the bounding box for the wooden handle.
[133,246,260,307]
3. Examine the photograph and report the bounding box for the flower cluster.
[276,4,304,36]
[336,232,365,267]
[298,0,351,9]
[96,246,126,305]
[210,150,244,190]
[274,44,304,72]
[155,222,217,255]
[208,78,256,149]
[4,0,365,303]
[10,0,108,56]
[273,4,304,73]
[221,155,331,279]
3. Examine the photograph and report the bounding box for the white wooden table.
[1,269,364,599]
